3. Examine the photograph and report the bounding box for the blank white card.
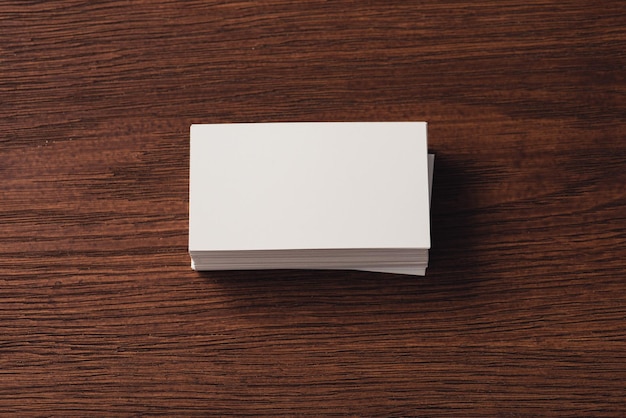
[189,122,430,253]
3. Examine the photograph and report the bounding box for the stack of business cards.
[189,122,432,276]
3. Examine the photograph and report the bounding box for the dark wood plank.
[1,0,625,415]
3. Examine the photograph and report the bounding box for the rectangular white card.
[189,122,430,254]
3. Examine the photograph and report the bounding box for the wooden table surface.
[2,1,626,416]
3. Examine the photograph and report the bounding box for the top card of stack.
[189,122,431,275]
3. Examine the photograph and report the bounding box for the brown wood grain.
[2,0,626,415]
